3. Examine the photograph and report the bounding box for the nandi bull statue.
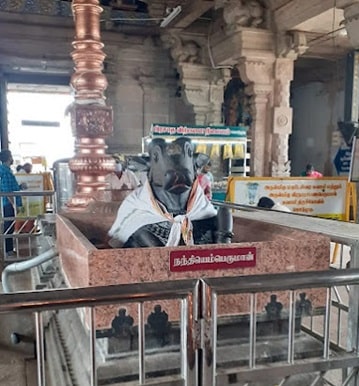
[108,137,233,248]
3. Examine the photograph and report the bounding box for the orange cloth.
[197,174,212,200]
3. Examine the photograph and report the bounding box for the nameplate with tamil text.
[169,247,256,272]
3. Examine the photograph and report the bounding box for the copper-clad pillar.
[66,0,115,210]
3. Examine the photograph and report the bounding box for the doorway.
[6,83,74,171]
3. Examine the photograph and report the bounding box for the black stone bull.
[108,137,233,248]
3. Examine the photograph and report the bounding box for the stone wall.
[104,36,195,155]
[290,81,345,177]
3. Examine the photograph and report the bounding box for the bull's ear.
[194,152,210,169]
[128,155,150,172]
[149,138,166,163]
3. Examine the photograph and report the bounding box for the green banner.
[150,123,247,139]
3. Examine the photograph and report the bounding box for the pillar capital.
[161,33,205,66]
[237,58,274,86]
[276,31,309,60]
[339,1,359,48]
[172,61,230,125]
[210,28,275,67]
[214,0,266,35]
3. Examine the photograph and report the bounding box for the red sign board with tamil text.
[169,247,256,272]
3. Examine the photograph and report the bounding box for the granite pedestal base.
[56,203,330,330]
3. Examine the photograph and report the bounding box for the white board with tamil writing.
[227,177,350,220]
[16,174,44,217]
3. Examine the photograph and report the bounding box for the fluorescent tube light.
[160,5,182,28]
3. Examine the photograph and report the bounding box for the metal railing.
[0,278,200,386]
[202,269,359,386]
[1,269,359,385]
[1,199,359,385]
[214,200,359,371]
[0,190,55,262]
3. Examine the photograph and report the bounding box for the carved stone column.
[66,0,115,210]
[209,0,307,176]
[240,57,294,177]
[237,58,274,176]
[161,33,229,125]
[179,63,229,125]
[209,3,277,176]
[271,58,294,176]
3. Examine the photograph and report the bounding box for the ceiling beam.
[274,0,339,31]
[336,0,359,8]
[172,0,214,29]
[293,58,345,86]
[302,32,351,60]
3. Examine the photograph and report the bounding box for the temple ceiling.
[0,0,355,85]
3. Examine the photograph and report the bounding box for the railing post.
[201,280,215,386]
[347,240,359,386]
[182,288,198,386]
[138,302,145,384]
[287,290,296,364]
[35,311,46,386]
[89,307,97,386]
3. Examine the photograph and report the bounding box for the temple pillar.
[209,0,277,175]
[179,63,229,125]
[161,33,229,126]
[208,0,308,176]
[66,0,115,210]
[236,58,273,176]
[237,54,296,176]
[271,58,294,176]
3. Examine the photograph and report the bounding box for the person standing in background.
[16,162,33,174]
[197,160,213,200]
[257,196,291,212]
[105,154,140,190]
[0,150,26,256]
[22,162,33,174]
[301,163,323,177]
[201,160,214,184]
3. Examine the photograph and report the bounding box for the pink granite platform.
[56,203,330,329]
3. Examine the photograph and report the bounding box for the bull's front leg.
[216,206,234,244]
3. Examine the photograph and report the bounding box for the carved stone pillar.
[209,3,308,176]
[210,17,275,176]
[237,59,274,176]
[240,57,296,177]
[271,58,294,176]
[161,33,229,125]
[66,0,115,210]
[179,63,229,125]
[238,57,294,177]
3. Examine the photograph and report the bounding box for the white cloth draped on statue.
[105,170,140,190]
[108,179,217,247]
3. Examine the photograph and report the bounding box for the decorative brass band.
[70,104,113,137]
[70,0,108,100]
